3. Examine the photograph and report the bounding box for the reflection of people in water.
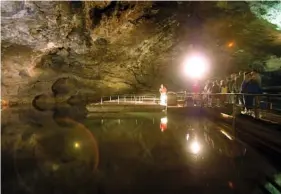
[160,117,167,132]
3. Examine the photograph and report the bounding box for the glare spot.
[74,142,80,149]
[183,54,209,79]
[228,42,234,47]
[190,141,201,154]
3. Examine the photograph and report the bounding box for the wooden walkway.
[86,100,281,125]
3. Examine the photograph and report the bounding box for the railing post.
[254,96,259,118]
[267,96,271,112]
[200,93,203,107]
[232,94,237,137]
[101,97,103,104]
[110,96,111,102]
[124,96,126,102]
[118,95,119,104]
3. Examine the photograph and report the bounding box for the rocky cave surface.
[1,1,281,106]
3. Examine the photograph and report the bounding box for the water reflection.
[1,107,280,194]
[220,129,234,141]
[2,107,99,194]
[160,117,168,132]
[185,129,202,155]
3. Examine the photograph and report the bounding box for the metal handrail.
[99,94,158,105]
[176,93,281,97]
[94,92,281,122]
[98,93,281,103]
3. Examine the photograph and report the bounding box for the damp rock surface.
[1,1,281,105]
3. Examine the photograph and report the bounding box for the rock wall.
[1,1,176,106]
[1,1,281,106]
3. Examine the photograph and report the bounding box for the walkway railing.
[178,93,281,122]
[98,93,280,110]
[99,94,158,104]
[94,92,281,123]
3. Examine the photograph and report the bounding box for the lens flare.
[74,142,80,149]
[190,141,201,154]
[183,54,208,79]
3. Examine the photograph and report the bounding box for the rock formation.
[1,1,281,106]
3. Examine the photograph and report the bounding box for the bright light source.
[161,117,168,124]
[183,54,208,79]
[190,141,201,154]
[228,42,234,47]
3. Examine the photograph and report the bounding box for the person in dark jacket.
[243,73,262,112]
[241,72,251,112]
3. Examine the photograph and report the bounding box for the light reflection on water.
[1,107,280,194]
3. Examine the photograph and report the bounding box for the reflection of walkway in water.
[2,107,281,194]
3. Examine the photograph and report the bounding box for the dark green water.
[1,106,280,194]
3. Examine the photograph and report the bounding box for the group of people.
[158,69,263,114]
[202,70,262,113]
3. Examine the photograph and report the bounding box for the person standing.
[241,72,251,113]
[251,70,262,117]
[235,71,244,105]
[220,80,228,105]
[211,80,220,106]
[159,84,167,106]
[252,70,262,88]
[203,80,212,106]
[242,72,262,114]
[227,77,232,103]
